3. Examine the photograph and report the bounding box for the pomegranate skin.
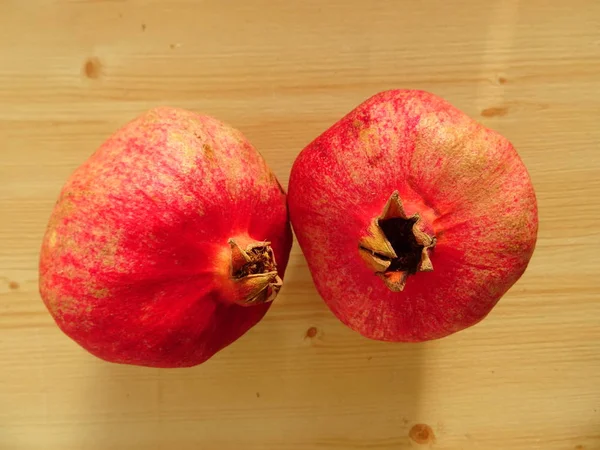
[39,107,292,367]
[288,89,538,342]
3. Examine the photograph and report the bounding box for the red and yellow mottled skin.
[39,107,292,367]
[288,90,538,342]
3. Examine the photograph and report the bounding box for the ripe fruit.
[39,107,292,367]
[288,89,538,342]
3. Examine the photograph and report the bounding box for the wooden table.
[1,1,599,449]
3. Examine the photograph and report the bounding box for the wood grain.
[1,1,599,449]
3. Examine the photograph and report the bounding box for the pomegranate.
[288,89,538,342]
[39,107,292,367]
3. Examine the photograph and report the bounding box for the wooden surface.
[1,1,599,449]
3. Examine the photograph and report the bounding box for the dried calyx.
[359,191,436,291]
[229,239,282,306]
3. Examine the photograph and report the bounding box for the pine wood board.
[1,1,599,449]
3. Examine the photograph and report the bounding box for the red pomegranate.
[39,107,292,367]
[288,89,538,342]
